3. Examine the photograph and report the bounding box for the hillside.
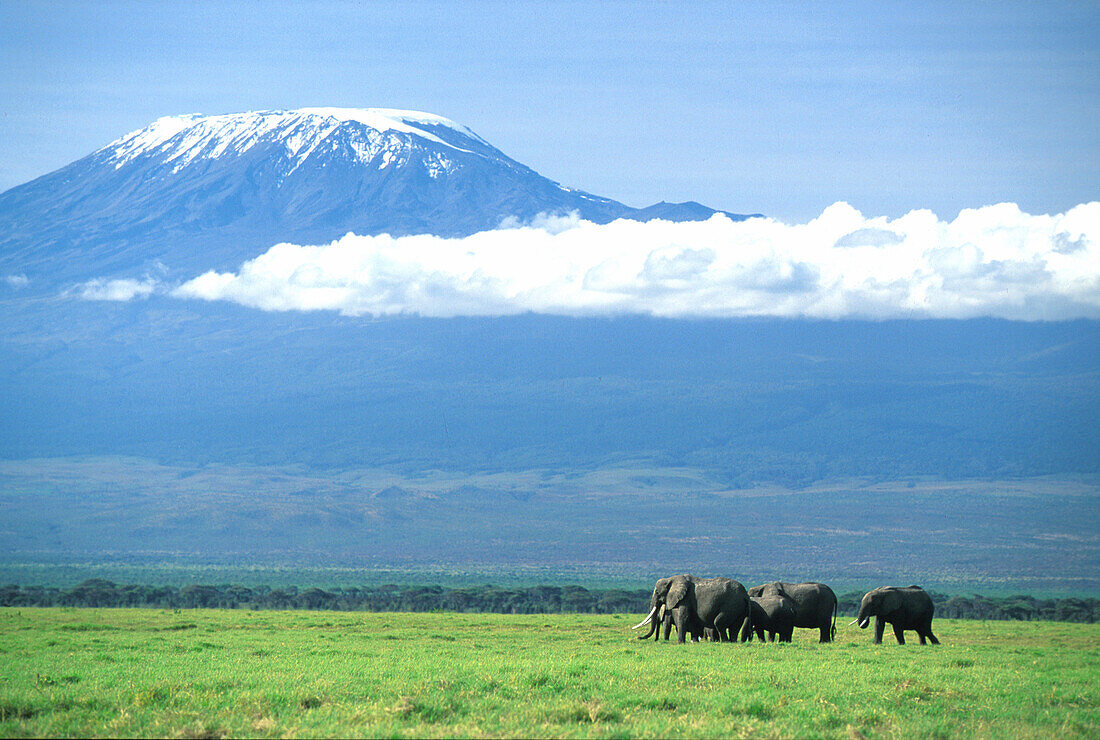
[0,108,753,286]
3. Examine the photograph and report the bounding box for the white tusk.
[848,619,859,626]
[631,606,659,630]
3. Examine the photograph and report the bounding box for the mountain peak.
[299,107,489,144]
[100,107,495,173]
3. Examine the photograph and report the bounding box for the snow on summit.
[101,108,493,173]
[300,108,490,145]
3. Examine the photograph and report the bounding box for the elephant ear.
[880,589,902,615]
[667,579,689,609]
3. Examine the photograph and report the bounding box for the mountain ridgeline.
[0,107,755,286]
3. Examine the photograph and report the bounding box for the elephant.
[741,582,796,642]
[632,574,750,643]
[851,585,940,645]
[747,581,837,642]
[636,603,708,642]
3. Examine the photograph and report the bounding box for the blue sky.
[1,1,1096,221]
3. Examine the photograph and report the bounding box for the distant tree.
[62,579,121,607]
[180,585,220,608]
[296,588,334,610]
[561,586,594,613]
[225,585,254,608]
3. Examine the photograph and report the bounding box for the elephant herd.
[632,575,939,646]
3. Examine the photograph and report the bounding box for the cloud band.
[156,201,1099,319]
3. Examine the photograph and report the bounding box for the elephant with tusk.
[634,603,715,642]
[853,585,940,645]
[632,574,750,643]
[632,611,658,630]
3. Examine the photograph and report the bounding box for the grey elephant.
[851,585,940,645]
[747,581,838,642]
[636,603,708,642]
[632,574,750,643]
[741,582,796,642]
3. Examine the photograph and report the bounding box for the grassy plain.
[0,608,1097,738]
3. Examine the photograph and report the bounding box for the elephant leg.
[712,611,730,642]
[893,624,906,645]
[819,623,831,643]
[918,632,927,645]
[923,623,940,645]
[692,613,707,642]
[874,616,885,644]
[712,614,732,642]
[662,613,673,641]
[740,620,752,642]
[673,609,688,644]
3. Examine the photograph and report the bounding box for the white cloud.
[497,210,584,234]
[4,274,29,288]
[834,228,904,248]
[169,201,1100,320]
[79,277,159,301]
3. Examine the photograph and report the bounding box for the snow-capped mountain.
[0,108,755,285]
[105,108,494,174]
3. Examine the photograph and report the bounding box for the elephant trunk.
[631,605,659,630]
[637,616,659,640]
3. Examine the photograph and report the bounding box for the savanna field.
[1,608,1097,738]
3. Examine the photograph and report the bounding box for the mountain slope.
[0,108,755,285]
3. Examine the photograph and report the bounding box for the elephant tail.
[831,599,838,641]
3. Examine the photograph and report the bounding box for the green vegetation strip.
[4,580,1099,622]
[1,608,1097,738]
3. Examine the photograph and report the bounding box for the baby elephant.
[741,582,796,643]
[852,585,940,645]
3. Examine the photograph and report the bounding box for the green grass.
[0,608,1097,738]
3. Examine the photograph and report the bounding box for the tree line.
[0,580,1096,623]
